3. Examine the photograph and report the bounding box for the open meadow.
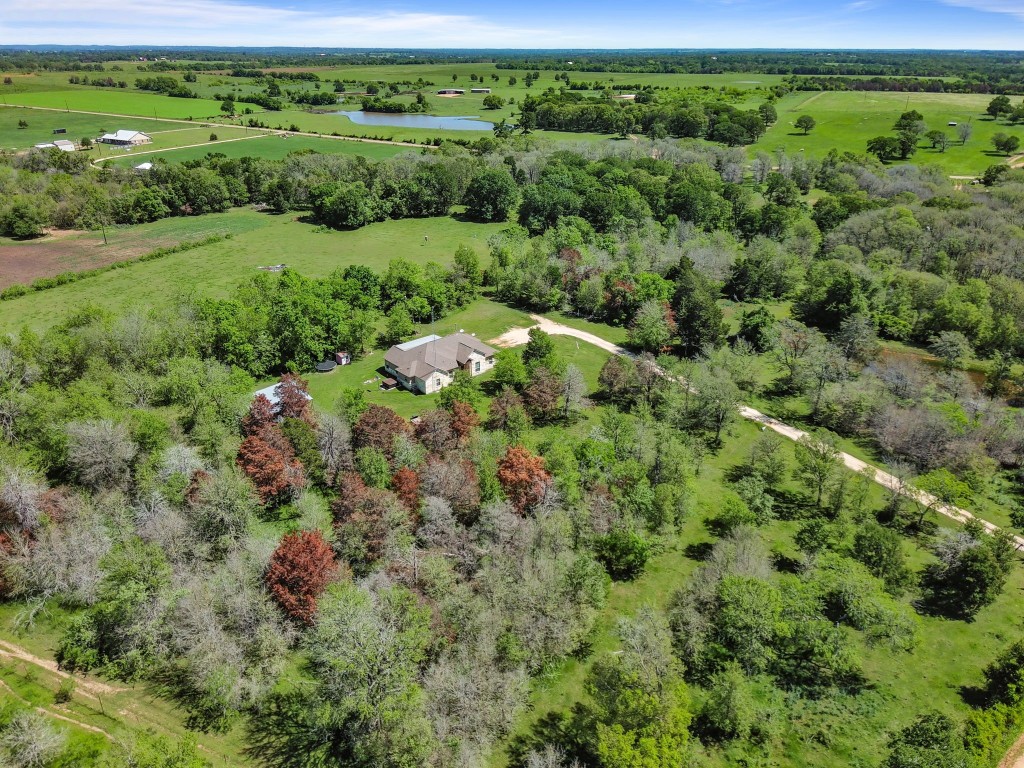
[0,211,507,330]
[756,90,1020,175]
[100,132,413,167]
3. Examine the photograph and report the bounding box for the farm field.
[0,209,273,290]
[101,132,414,166]
[755,89,1019,175]
[0,88,226,120]
[0,211,507,331]
[0,106,188,151]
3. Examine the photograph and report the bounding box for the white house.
[97,130,152,146]
[384,333,496,395]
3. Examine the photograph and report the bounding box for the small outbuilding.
[335,351,352,366]
[133,162,154,172]
[470,88,491,94]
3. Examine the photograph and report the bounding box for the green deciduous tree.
[794,115,816,134]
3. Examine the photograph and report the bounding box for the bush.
[593,528,651,580]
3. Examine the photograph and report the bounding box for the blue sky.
[2,0,1023,49]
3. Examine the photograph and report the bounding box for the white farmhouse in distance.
[384,333,496,394]
[97,130,152,146]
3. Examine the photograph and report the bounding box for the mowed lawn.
[103,133,414,166]
[0,211,508,331]
[754,90,1024,175]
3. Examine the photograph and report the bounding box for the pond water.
[333,111,494,131]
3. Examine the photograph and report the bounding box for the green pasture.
[0,106,187,151]
[0,211,507,332]
[0,88,226,120]
[755,90,1024,175]
[102,133,413,166]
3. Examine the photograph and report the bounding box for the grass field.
[0,211,507,331]
[0,209,275,290]
[755,90,1024,176]
[0,88,226,120]
[488,411,1024,768]
[0,106,188,151]
[101,132,414,166]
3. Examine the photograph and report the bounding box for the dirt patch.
[0,639,126,696]
[0,229,197,290]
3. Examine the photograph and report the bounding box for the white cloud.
[0,0,575,47]
[937,0,1024,22]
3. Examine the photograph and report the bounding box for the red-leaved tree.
[392,466,421,515]
[414,409,456,454]
[449,400,480,443]
[237,433,305,506]
[265,530,339,624]
[497,445,551,515]
[241,394,276,438]
[275,374,315,425]
[353,405,409,461]
[332,471,403,564]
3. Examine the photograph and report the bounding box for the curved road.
[491,314,1024,547]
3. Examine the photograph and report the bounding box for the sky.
[2,0,1024,50]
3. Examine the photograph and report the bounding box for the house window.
[474,361,481,373]
[435,378,441,389]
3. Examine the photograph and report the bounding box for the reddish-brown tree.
[487,389,529,432]
[414,409,456,454]
[419,457,481,520]
[236,433,305,506]
[353,405,409,461]
[265,530,339,624]
[391,466,421,515]
[523,367,562,423]
[497,445,550,515]
[184,469,212,508]
[241,394,276,438]
[449,400,480,443]
[275,374,315,425]
[331,471,403,563]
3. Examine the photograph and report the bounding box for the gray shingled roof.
[384,333,496,380]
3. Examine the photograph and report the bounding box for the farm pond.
[333,111,495,131]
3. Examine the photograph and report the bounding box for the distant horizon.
[3,0,1024,51]
[3,45,1024,54]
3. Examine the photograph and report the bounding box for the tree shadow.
[772,551,804,574]
[958,682,990,709]
[769,488,810,521]
[505,710,577,768]
[684,541,714,561]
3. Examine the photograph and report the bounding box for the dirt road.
[491,314,1024,547]
[0,639,125,697]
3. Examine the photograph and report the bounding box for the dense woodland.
[6,106,1024,766]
